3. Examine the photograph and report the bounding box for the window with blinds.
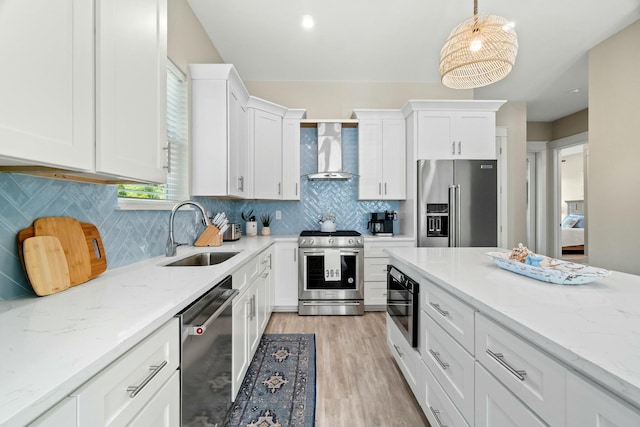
[117,61,189,202]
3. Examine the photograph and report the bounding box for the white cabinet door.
[128,371,179,427]
[387,313,421,396]
[421,361,470,427]
[475,363,547,427]
[228,79,250,198]
[252,109,283,199]
[232,290,250,399]
[96,0,167,182]
[282,116,302,200]
[357,116,406,200]
[274,242,299,310]
[567,371,640,427]
[358,119,384,199]
[381,118,406,199]
[0,0,94,171]
[417,111,496,160]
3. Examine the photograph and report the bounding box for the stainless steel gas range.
[298,230,364,315]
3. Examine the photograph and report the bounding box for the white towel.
[324,249,342,281]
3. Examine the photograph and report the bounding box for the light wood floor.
[265,312,431,427]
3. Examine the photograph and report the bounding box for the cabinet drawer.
[233,255,261,293]
[73,319,179,427]
[364,281,387,305]
[475,313,565,427]
[422,280,475,354]
[475,363,546,427]
[387,313,421,395]
[421,311,474,425]
[567,371,640,427]
[421,360,470,427]
[364,257,389,281]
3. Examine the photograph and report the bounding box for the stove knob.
[348,238,354,245]
[300,239,306,245]
[309,239,315,245]
[328,238,334,244]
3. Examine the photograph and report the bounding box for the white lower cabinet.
[364,239,413,310]
[127,371,180,427]
[71,319,179,426]
[274,241,298,311]
[475,363,546,427]
[567,371,640,427]
[421,361,470,427]
[387,313,421,398]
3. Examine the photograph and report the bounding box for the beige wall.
[245,81,472,119]
[168,0,223,73]
[527,121,552,141]
[552,109,588,140]
[497,102,528,248]
[589,19,640,273]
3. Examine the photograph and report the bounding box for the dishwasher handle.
[186,289,238,336]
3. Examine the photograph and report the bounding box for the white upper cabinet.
[190,64,251,197]
[282,109,306,200]
[0,0,94,171]
[95,0,168,183]
[403,100,505,160]
[354,110,406,200]
[249,97,286,200]
[0,0,168,183]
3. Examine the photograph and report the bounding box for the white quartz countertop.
[0,237,276,427]
[385,247,640,409]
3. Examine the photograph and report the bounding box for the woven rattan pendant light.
[439,0,518,89]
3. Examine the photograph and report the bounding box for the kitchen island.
[0,237,276,427]
[386,247,640,426]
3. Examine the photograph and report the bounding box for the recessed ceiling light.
[302,15,314,29]
[568,88,580,94]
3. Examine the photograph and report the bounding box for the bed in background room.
[561,200,585,253]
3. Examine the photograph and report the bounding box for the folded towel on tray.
[324,249,341,281]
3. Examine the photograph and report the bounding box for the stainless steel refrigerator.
[417,159,497,247]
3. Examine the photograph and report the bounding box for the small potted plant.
[241,209,257,237]
[260,213,272,236]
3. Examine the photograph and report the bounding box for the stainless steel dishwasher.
[177,275,238,427]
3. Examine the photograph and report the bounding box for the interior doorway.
[551,132,588,261]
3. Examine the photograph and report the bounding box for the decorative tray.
[486,251,611,285]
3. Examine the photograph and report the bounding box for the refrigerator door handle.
[448,185,461,247]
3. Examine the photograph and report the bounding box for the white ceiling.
[187,0,640,122]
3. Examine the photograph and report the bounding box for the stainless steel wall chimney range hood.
[307,122,354,180]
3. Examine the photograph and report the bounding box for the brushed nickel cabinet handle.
[127,360,168,398]
[393,343,404,358]
[429,349,450,370]
[429,406,448,427]
[451,141,455,155]
[486,348,527,381]
[429,302,449,317]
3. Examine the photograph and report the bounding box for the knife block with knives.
[195,212,228,247]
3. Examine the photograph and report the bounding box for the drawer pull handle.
[486,349,527,381]
[429,349,450,370]
[127,360,168,398]
[393,343,404,358]
[429,302,449,317]
[429,406,448,427]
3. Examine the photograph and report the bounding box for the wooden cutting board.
[34,217,91,286]
[18,222,107,279]
[23,236,71,296]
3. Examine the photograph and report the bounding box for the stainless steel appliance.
[387,266,419,347]
[223,223,241,241]
[298,230,364,315]
[367,211,397,236]
[417,159,498,247]
[177,276,238,427]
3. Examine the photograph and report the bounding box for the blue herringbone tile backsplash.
[0,127,398,299]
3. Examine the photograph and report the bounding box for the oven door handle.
[302,301,362,306]
[185,289,238,336]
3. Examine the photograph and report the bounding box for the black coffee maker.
[368,211,397,236]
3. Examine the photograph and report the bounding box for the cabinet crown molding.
[402,100,507,116]
[352,109,405,119]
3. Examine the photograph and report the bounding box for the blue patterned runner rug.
[225,334,316,427]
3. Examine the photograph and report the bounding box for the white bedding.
[561,227,584,247]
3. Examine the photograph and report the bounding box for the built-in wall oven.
[298,230,364,315]
[387,266,419,347]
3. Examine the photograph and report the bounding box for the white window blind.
[117,61,189,203]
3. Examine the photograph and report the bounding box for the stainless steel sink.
[164,252,239,267]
